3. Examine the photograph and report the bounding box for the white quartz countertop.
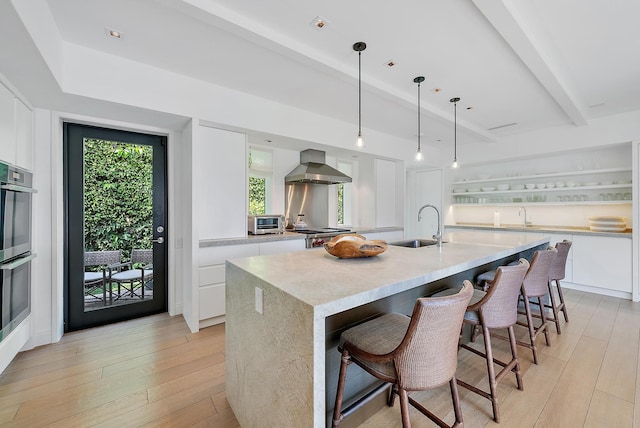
[446,223,632,238]
[200,226,403,247]
[227,230,549,318]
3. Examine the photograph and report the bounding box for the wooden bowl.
[323,233,388,258]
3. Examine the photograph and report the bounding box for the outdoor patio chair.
[110,249,153,300]
[84,250,122,304]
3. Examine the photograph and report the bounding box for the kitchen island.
[225,231,550,427]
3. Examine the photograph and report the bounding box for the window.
[248,147,273,215]
[337,160,353,226]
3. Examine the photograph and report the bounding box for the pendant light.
[450,97,460,168]
[413,76,425,161]
[353,42,367,148]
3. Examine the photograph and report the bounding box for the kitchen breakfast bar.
[225,231,550,427]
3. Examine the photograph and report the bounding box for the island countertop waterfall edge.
[224,231,551,428]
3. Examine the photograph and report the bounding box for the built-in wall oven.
[0,162,36,342]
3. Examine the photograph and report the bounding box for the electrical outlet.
[255,287,263,314]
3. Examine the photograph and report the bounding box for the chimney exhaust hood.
[285,149,352,184]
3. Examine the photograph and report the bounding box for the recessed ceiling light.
[431,88,441,93]
[385,59,397,67]
[104,27,122,39]
[311,16,328,30]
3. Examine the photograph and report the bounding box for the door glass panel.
[82,138,153,312]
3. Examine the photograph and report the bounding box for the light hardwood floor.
[1,287,639,427]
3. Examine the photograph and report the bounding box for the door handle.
[152,237,164,244]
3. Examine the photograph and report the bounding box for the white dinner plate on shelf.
[589,225,627,232]
[588,216,626,223]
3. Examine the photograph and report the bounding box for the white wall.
[458,110,640,165]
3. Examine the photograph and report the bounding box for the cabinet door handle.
[152,237,164,244]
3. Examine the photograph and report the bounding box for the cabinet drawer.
[259,240,305,255]
[198,243,260,266]
[199,264,225,286]
[199,283,225,320]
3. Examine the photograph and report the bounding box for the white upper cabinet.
[194,125,247,240]
[14,99,32,171]
[375,159,400,228]
[0,82,17,165]
[0,81,32,170]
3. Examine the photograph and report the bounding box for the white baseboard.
[0,317,31,374]
[199,315,225,329]
[561,281,632,300]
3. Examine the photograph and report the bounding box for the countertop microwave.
[248,215,285,235]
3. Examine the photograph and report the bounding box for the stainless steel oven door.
[0,253,35,341]
[0,183,35,263]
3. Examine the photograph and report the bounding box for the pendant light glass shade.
[414,76,425,161]
[450,97,460,168]
[353,42,367,148]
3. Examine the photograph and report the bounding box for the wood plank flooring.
[0,287,639,427]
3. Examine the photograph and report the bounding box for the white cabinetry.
[375,159,397,227]
[14,99,32,170]
[0,82,32,170]
[259,239,305,255]
[198,244,260,326]
[362,230,404,242]
[197,239,304,326]
[572,235,631,294]
[0,82,16,165]
[194,126,246,240]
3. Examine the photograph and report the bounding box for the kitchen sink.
[388,239,445,248]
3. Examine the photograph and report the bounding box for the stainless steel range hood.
[285,149,352,184]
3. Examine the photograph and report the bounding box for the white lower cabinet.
[198,244,259,325]
[197,239,305,324]
[572,235,632,293]
[361,230,404,241]
[259,239,305,255]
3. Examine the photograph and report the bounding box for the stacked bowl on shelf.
[588,216,627,232]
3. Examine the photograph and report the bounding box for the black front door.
[64,123,168,332]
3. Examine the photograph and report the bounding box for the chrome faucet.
[518,206,528,227]
[418,204,442,246]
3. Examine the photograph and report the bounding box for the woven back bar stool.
[332,282,474,428]
[547,240,571,333]
[437,259,529,423]
[515,248,557,364]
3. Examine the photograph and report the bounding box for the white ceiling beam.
[473,0,588,126]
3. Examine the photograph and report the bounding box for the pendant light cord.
[413,76,425,160]
[453,101,457,161]
[353,42,366,147]
[358,50,362,135]
[450,97,460,166]
[417,80,421,152]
